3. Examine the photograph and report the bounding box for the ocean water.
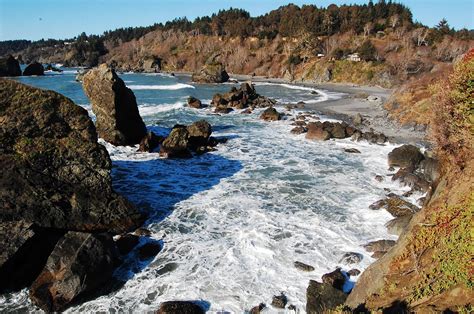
[1,69,417,313]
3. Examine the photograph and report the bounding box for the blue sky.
[0,0,473,41]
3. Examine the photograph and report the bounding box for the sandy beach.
[228,73,428,145]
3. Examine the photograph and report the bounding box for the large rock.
[157,301,205,314]
[388,145,424,168]
[0,221,63,292]
[306,122,331,141]
[259,107,281,121]
[82,64,147,145]
[142,56,162,73]
[192,62,229,83]
[322,269,346,291]
[211,83,276,110]
[23,61,45,76]
[306,280,347,313]
[187,96,202,109]
[0,79,142,233]
[187,120,212,149]
[159,126,191,158]
[0,55,21,77]
[29,232,118,312]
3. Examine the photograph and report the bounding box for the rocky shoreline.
[1,65,438,312]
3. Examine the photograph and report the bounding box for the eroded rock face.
[0,79,142,233]
[29,232,118,312]
[23,61,44,76]
[82,64,147,145]
[0,55,21,77]
[192,62,229,83]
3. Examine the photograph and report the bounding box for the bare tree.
[412,27,429,47]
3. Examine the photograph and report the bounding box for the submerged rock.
[157,301,205,314]
[29,232,118,312]
[23,61,44,76]
[0,55,21,77]
[115,233,140,255]
[192,62,229,83]
[294,261,315,272]
[82,64,147,145]
[306,280,347,313]
[339,252,363,265]
[344,148,361,154]
[0,79,142,233]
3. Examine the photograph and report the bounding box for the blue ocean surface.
[1,69,408,313]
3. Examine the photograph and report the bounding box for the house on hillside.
[347,53,361,62]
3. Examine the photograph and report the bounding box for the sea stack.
[82,64,147,145]
[0,55,21,77]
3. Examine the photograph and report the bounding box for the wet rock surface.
[306,280,347,313]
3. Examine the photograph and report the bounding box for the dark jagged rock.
[322,269,346,291]
[138,131,164,152]
[271,293,287,308]
[138,242,162,260]
[306,280,347,314]
[116,234,140,255]
[294,261,315,272]
[211,83,276,113]
[0,221,64,292]
[0,79,142,233]
[260,107,281,121]
[388,144,424,169]
[157,301,205,314]
[291,126,307,134]
[23,61,45,76]
[192,62,229,83]
[0,55,21,77]
[187,96,202,109]
[134,228,152,237]
[29,232,118,312]
[82,64,147,145]
[160,121,215,158]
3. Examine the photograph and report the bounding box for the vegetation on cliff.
[347,49,474,313]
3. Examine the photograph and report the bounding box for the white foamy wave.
[138,102,185,116]
[255,82,332,101]
[128,83,195,90]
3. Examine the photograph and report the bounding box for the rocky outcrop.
[259,107,281,121]
[306,280,347,313]
[211,83,276,113]
[23,61,45,76]
[29,232,118,312]
[157,301,205,314]
[82,64,147,145]
[192,62,229,83]
[305,121,360,141]
[0,55,21,77]
[322,269,346,291]
[187,96,202,109]
[0,79,142,233]
[388,144,424,169]
[142,56,162,73]
[159,120,215,158]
